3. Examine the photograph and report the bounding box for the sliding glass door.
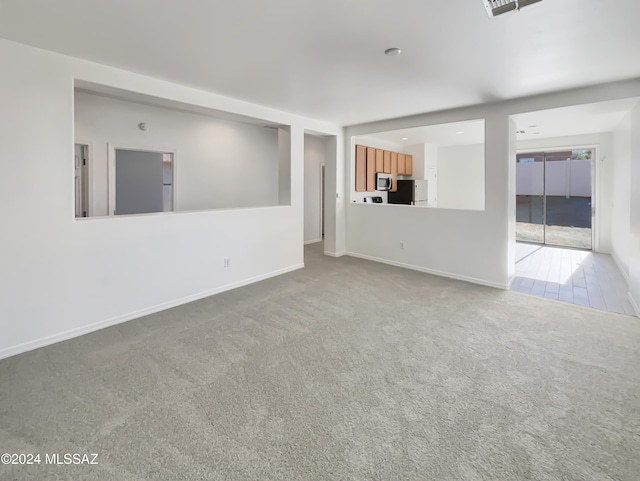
[515,152,545,244]
[516,149,593,250]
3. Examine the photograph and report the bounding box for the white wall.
[612,101,640,315]
[346,112,513,289]
[517,132,612,253]
[436,144,485,211]
[612,113,632,276]
[425,144,438,207]
[304,134,325,243]
[628,102,640,313]
[0,38,342,359]
[75,92,280,215]
[323,134,346,257]
[507,118,517,281]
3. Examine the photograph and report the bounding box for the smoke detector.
[483,0,542,17]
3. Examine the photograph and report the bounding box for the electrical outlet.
[224,258,230,268]
[400,241,405,250]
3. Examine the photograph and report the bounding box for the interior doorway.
[303,133,328,245]
[516,148,593,250]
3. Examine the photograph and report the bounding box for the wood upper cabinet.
[398,153,406,175]
[390,152,398,192]
[366,147,376,191]
[355,145,366,192]
[358,145,412,194]
[383,150,391,173]
[375,149,384,172]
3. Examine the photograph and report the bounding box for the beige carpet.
[1,243,639,480]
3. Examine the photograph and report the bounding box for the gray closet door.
[115,149,164,215]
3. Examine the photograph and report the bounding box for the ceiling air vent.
[483,0,542,17]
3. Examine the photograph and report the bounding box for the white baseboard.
[345,252,508,289]
[611,250,630,283]
[0,263,304,361]
[608,251,638,317]
[323,250,346,257]
[304,239,322,245]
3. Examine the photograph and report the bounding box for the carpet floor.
[1,243,639,480]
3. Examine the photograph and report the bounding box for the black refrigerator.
[388,180,428,206]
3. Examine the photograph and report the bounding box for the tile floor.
[511,243,636,316]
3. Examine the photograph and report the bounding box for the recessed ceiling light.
[528,124,537,128]
[455,131,464,134]
[533,132,540,135]
[384,48,402,56]
[402,137,409,140]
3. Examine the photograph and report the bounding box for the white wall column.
[628,102,640,313]
[324,132,346,256]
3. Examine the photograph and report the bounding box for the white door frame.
[320,162,325,239]
[590,146,598,252]
[107,143,178,216]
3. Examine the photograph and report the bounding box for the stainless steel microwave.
[376,173,392,191]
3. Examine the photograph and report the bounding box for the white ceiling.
[1,0,639,126]
[360,119,486,147]
[512,97,640,140]
[359,98,638,147]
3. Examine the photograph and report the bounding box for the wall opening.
[304,132,331,244]
[73,81,291,218]
[350,119,486,210]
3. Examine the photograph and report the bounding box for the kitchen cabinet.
[390,152,398,192]
[355,144,411,194]
[355,145,366,192]
[405,154,413,175]
[366,147,376,191]
[398,153,406,175]
[383,150,391,173]
[375,149,384,172]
